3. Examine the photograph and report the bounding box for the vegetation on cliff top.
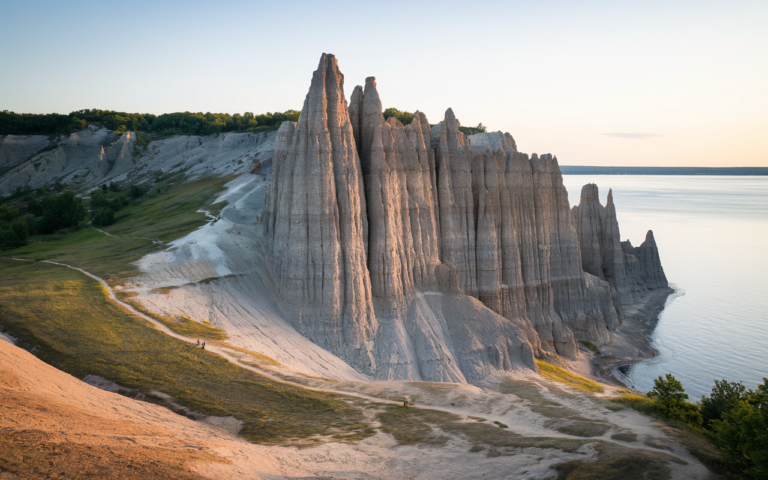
[0,109,301,137]
[383,107,488,135]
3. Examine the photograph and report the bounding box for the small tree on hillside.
[649,374,702,426]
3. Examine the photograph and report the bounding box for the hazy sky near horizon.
[1,0,766,167]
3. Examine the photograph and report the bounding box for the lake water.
[561,175,768,400]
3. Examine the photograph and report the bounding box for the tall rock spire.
[573,184,605,279]
[437,108,478,297]
[573,185,669,306]
[350,78,441,306]
[262,53,376,372]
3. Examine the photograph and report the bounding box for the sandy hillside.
[1,332,718,480]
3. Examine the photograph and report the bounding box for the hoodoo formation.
[262,53,667,383]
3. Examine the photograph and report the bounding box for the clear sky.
[1,0,766,167]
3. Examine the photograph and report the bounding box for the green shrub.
[90,189,127,212]
[383,107,415,126]
[39,191,86,233]
[0,222,27,250]
[128,184,148,199]
[0,204,20,222]
[701,379,747,428]
[91,207,115,227]
[705,378,768,478]
[648,374,702,427]
[458,123,488,136]
[712,400,768,479]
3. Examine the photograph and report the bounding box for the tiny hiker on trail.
[202,341,206,350]
[197,339,200,347]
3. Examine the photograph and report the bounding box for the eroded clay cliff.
[262,53,666,383]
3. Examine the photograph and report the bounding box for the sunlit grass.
[121,297,228,340]
[536,360,605,393]
[0,260,372,445]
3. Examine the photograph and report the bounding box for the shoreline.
[588,286,677,390]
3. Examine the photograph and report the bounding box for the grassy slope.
[0,175,372,445]
[4,175,233,278]
[536,360,605,393]
[0,260,370,445]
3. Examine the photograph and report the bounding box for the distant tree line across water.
[0,109,301,137]
[561,166,768,176]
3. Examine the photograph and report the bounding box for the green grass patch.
[611,394,658,415]
[2,175,233,279]
[553,442,675,479]
[580,340,601,354]
[536,360,604,393]
[150,286,178,295]
[611,431,638,442]
[376,406,450,446]
[122,298,228,340]
[0,260,372,446]
[554,421,612,438]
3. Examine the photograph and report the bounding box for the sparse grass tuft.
[553,445,673,479]
[611,394,658,415]
[555,421,612,438]
[580,340,601,354]
[122,298,228,340]
[150,286,177,295]
[611,432,638,442]
[376,405,450,446]
[536,360,604,393]
[0,428,218,479]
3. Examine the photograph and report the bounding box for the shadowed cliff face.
[263,54,665,382]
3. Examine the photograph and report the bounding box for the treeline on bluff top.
[383,107,488,136]
[0,109,301,137]
[0,179,156,251]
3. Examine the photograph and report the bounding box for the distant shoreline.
[561,166,768,175]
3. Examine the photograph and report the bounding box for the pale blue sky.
[1,0,766,166]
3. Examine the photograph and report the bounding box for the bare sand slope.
[130,172,370,381]
[0,336,233,478]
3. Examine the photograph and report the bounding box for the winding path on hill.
[1,256,712,478]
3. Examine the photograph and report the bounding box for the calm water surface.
[561,175,768,399]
